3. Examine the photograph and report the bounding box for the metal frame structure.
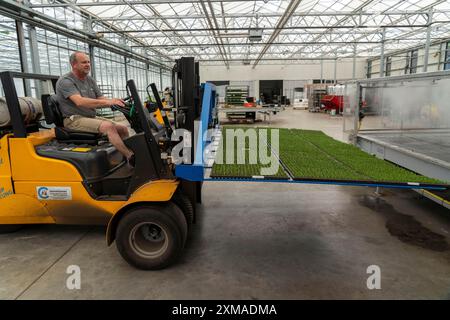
[357,130,450,183]
[343,70,450,185]
[0,0,449,67]
[0,3,173,102]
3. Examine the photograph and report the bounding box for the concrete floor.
[1,109,449,300]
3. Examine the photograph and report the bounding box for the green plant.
[211,127,445,185]
[211,127,286,178]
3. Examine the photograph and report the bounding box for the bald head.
[70,51,88,64]
[70,51,91,79]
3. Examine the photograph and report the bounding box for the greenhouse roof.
[17,0,450,66]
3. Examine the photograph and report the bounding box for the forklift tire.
[171,191,194,226]
[116,205,184,270]
[163,202,188,247]
[0,225,23,234]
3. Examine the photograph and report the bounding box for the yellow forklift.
[0,57,207,270]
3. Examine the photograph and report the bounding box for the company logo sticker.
[37,186,72,200]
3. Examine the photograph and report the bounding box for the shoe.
[128,154,135,167]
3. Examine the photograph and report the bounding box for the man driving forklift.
[56,51,135,165]
[0,56,204,270]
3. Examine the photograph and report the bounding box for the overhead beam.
[30,0,274,7]
[13,0,450,65]
[315,0,447,59]
[288,0,377,58]
[121,0,199,58]
[206,0,229,62]
[199,0,229,67]
[156,53,362,58]
[95,24,443,34]
[253,0,305,68]
[0,0,172,69]
[119,0,177,61]
[152,46,367,55]
[129,30,422,39]
[194,57,371,62]
[89,10,450,21]
[132,38,444,48]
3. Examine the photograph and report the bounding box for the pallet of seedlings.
[211,127,447,188]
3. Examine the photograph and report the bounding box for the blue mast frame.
[175,82,216,181]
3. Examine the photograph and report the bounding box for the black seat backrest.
[40,94,102,145]
[41,94,64,127]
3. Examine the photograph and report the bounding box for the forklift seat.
[41,94,102,145]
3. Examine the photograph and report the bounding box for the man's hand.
[109,98,125,107]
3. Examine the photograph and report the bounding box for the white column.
[379,28,386,78]
[353,44,357,80]
[423,10,433,72]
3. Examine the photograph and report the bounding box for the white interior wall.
[283,80,307,103]
[200,59,366,87]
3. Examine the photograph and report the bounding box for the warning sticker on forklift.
[37,186,72,200]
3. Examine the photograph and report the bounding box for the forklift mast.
[173,57,201,135]
[172,57,203,206]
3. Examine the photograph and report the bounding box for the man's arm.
[57,77,124,109]
[69,94,124,109]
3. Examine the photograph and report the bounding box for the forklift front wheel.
[116,206,184,270]
[171,191,194,226]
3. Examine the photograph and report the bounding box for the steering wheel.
[110,97,133,115]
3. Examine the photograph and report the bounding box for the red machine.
[244,97,256,108]
[320,95,344,113]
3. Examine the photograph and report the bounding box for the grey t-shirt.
[55,72,103,118]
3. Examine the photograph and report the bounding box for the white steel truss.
[11,0,450,66]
